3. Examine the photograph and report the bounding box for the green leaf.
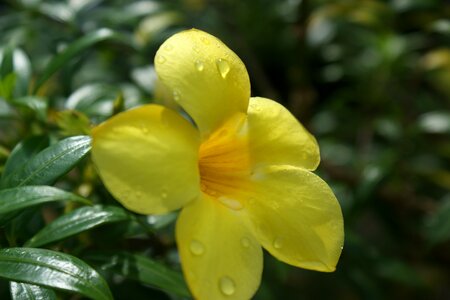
[10,48,32,97]
[0,72,16,100]
[37,2,74,24]
[0,135,91,189]
[65,83,118,119]
[33,29,133,94]
[0,46,14,78]
[0,186,90,226]
[10,96,48,121]
[2,135,49,179]
[0,97,14,117]
[0,248,112,300]
[10,281,56,300]
[425,195,450,245]
[0,47,32,98]
[375,258,424,287]
[86,251,190,297]
[26,205,130,247]
[55,110,91,136]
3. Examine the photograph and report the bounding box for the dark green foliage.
[10,282,56,300]
[0,0,449,299]
[0,136,91,188]
[86,251,190,297]
[0,248,112,300]
[0,186,90,226]
[25,205,131,247]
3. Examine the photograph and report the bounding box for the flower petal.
[155,29,250,137]
[91,104,200,214]
[244,165,344,272]
[176,193,263,300]
[247,97,320,170]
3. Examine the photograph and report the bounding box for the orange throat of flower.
[198,114,251,210]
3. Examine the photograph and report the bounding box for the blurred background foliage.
[0,0,449,299]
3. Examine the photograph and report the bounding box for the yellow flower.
[91,29,344,300]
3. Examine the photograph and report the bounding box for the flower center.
[198,113,250,210]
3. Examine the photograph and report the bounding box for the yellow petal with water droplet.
[91,104,201,214]
[218,196,244,210]
[176,193,262,300]
[240,237,251,248]
[195,60,204,71]
[189,240,205,256]
[243,165,344,272]
[273,237,283,249]
[156,54,166,64]
[247,97,320,170]
[155,29,250,138]
[219,276,236,296]
[216,58,230,78]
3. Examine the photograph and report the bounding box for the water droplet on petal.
[161,187,168,199]
[241,237,250,248]
[200,36,210,45]
[216,58,230,78]
[251,170,266,181]
[173,90,181,102]
[156,55,166,64]
[195,60,204,71]
[193,46,200,53]
[164,44,173,51]
[218,196,243,210]
[273,237,283,249]
[189,240,205,256]
[219,276,235,296]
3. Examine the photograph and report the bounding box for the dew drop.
[189,240,205,256]
[172,90,181,102]
[156,54,166,64]
[141,126,149,134]
[195,60,204,71]
[193,46,200,53]
[273,237,283,249]
[216,59,230,78]
[164,44,173,51]
[250,170,266,181]
[241,237,250,248]
[218,196,243,210]
[200,36,210,45]
[161,187,168,199]
[219,276,235,296]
